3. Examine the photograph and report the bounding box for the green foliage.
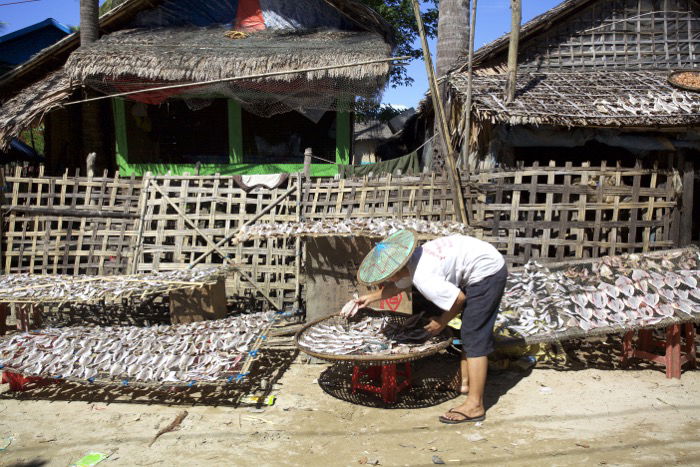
[354,101,406,123]
[99,0,128,15]
[19,125,45,156]
[359,0,438,88]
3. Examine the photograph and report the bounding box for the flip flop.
[438,408,485,424]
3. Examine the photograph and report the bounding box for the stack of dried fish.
[0,267,225,304]
[498,248,700,340]
[238,218,472,241]
[0,311,275,384]
[498,261,571,337]
[297,313,445,357]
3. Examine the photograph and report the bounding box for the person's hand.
[424,318,446,336]
[340,299,359,318]
[354,295,372,308]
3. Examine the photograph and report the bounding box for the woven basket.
[295,309,453,365]
[668,70,700,92]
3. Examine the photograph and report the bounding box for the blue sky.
[0,0,561,108]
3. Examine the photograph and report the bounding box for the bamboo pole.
[129,172,151,274]
[505,0,522,104]
[410,0,468,224]
[463,0,478,171]
[2,206,138,219]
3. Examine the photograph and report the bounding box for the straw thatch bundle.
[65,28,391,85]
[0,70,77,151]
[449,70,700,128]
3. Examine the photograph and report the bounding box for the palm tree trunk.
[80,0,99,46]
[80,0,103,174]
[436,0,470,77]
[431,0,470,171]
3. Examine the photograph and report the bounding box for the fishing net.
[86,74,382,119]
[357,229,417,285]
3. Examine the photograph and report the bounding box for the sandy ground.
[1,346,699,467]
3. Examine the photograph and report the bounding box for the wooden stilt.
[665,324,681,379]
[622,324,695,379]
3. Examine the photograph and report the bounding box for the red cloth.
[107,79,203,105]
[234,0,265,31]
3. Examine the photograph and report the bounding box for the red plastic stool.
[622,323,697,379]
[351,362,412,403]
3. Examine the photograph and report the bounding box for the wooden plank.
[680,160,695,246]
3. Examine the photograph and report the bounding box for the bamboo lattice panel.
[514,0,700,71]
[1,167,142,275]
[301,173,459,221]
[466,161,680,266]
[134,175,300,310]
[0,163,683,306]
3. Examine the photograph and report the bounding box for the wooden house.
[445,0,700,243]
[0,0,394,177]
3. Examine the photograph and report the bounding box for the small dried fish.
[0,311,276,384]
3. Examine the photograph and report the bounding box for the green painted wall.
[112,98,350,176]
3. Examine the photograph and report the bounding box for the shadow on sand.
[317,352,532,410]
[0,349,298,408]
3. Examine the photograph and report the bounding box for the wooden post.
[504,0,522,104]
[410,0,468,224]
[304,148,312,180]
[294,172,303,309]
[463,0,478,171]
[0,167,5,275]
[680,160,695,246]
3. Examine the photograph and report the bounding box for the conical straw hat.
[357,229,417,285]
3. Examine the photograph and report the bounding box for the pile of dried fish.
[0,311,275,384]
[238,218,472,241]
[0,267,225,304]
[297,313,445,357]
[498,249,700,339]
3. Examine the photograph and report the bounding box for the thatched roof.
[0,71,77,150]
[0,0,392,93]
[449,70,700,127]
[65,28,391,85]
[0,0,394,149]
[459,0,593,72]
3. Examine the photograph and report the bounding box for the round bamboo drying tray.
[295,309,453,365]
[668,70,700,92]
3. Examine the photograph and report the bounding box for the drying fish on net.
[0,310,276,386]
[497,247,700,344]
[295,310,451,363]
[238,218,473,241]
[0,267,225,304]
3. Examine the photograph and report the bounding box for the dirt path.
[1,354,698,467]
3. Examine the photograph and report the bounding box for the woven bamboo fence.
[300,173,460,221]
[133,174,300,310]
[467,161,681,266]
[0,161,683,310]
[1,166,141,275]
